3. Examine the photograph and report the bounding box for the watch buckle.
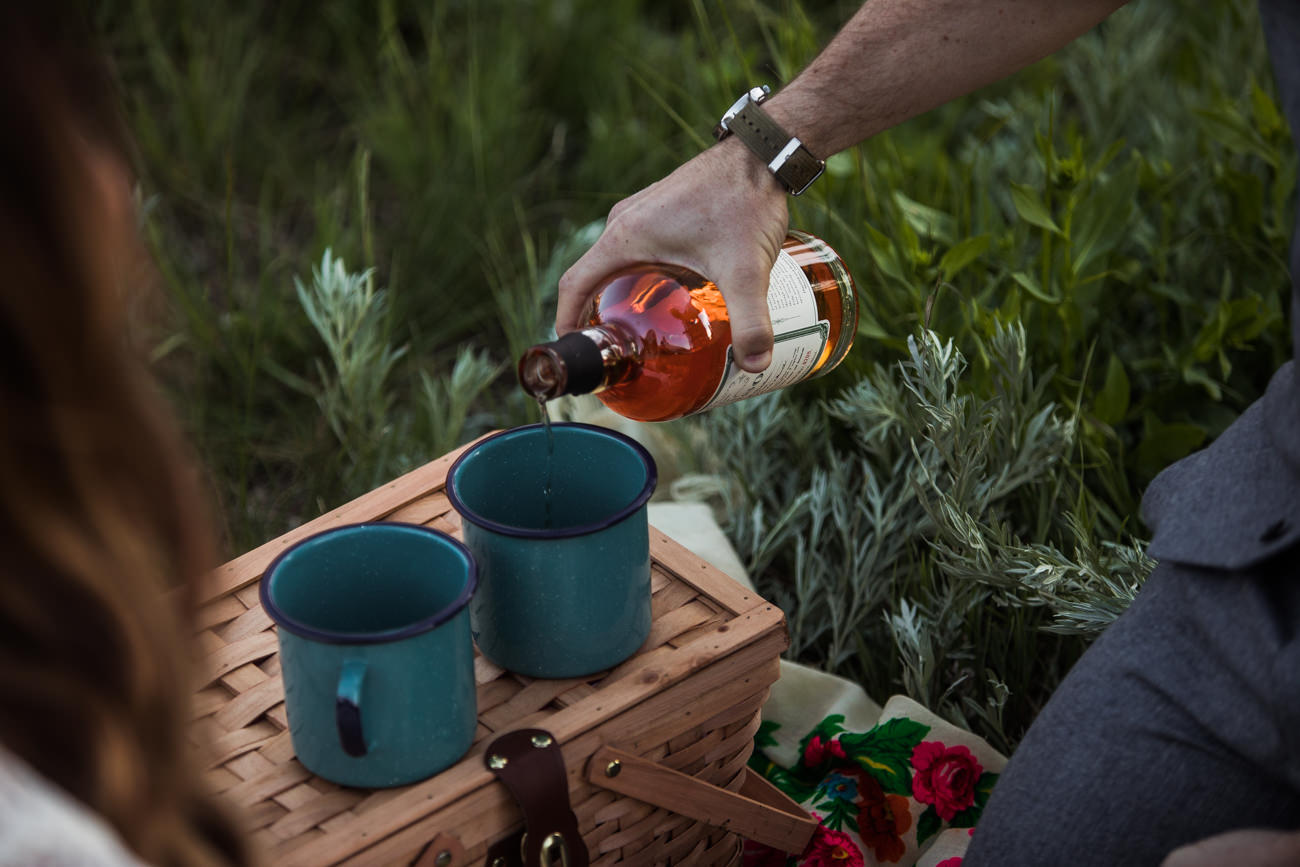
[769,137,825,196]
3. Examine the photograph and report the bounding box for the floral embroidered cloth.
[744,661,1008,867]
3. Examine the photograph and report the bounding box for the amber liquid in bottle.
[520,231,858,422]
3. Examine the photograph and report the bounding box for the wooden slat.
[646,528,760,616]
[330,785,515,867]
[244,800,291,833]
[649,574,700,620]
[204,722,280,769]
[383,492,454,526]
[642,599,720,648]
[226,762,314,808]
[541,606,784,744]
[268,791,366,840]
[477,676,595,732]
[215,604,274,644]
[196,596,249,632]
[203,633,279,684]
[212,676,285,732]
[191,687,232,721]
[219,662,272,695]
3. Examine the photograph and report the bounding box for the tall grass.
[99,0,1292,744]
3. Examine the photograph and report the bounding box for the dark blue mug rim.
[259,521,477,645]
[445,422,658,539]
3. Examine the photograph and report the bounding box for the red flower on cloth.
[935,859,963,867]
[741,839,791,867]
[803,735,848,766]
[849,769,912,863]
[803,822,864,867]
[910,741,983,821]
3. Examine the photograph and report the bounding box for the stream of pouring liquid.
[538,398,553,529]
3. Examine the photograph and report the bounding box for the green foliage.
[678,328,1153,751]
[99,0,1292,747]
[289,250,407,486]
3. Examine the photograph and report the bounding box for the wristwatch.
[713,85,825,196]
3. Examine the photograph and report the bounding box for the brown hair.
[0,8,252,866]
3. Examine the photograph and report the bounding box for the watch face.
[717,86,771,138]
[720,94,751,127]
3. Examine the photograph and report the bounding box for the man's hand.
[1162,829,1300,867]
[556,138,789,373]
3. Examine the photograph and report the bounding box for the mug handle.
[336,658,368,757]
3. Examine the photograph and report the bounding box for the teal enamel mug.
[446,422,656,678]
[260,522,477,788]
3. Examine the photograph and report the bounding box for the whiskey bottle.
[518,230,859,422]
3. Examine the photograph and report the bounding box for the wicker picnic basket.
[191,438,815,866]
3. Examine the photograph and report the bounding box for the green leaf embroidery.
[839,717,929,796]
[916,806,942,847]
[803,714,847,747]
[754,719,781,751]
[813,795,859,832]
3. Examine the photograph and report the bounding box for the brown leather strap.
[727,99,825,195]
[483,831,524,867]
[485,729,589,867]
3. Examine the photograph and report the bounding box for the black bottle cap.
[550,331,604,395]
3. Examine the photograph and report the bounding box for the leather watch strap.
[715,87,824,195]
[729,100,794,163]
[485,729,589,867]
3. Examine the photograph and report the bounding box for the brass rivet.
[531,734,553,749]
[491,859,506,867]
[434,851,453,867]
[488,754,508,770]
[605,759,621,777]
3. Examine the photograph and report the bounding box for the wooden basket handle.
[585,746,817,855]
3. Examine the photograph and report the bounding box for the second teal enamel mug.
[260,522,477,788]
[446,422,656,678]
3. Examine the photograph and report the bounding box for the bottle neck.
[518,325,638,399]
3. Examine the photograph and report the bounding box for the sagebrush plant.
[676,327,1152,752]
[290,250,407,490]
[273,250,502,508]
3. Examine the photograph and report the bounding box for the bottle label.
[697,249,829,413]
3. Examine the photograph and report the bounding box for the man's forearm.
[765,0,1130,157]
